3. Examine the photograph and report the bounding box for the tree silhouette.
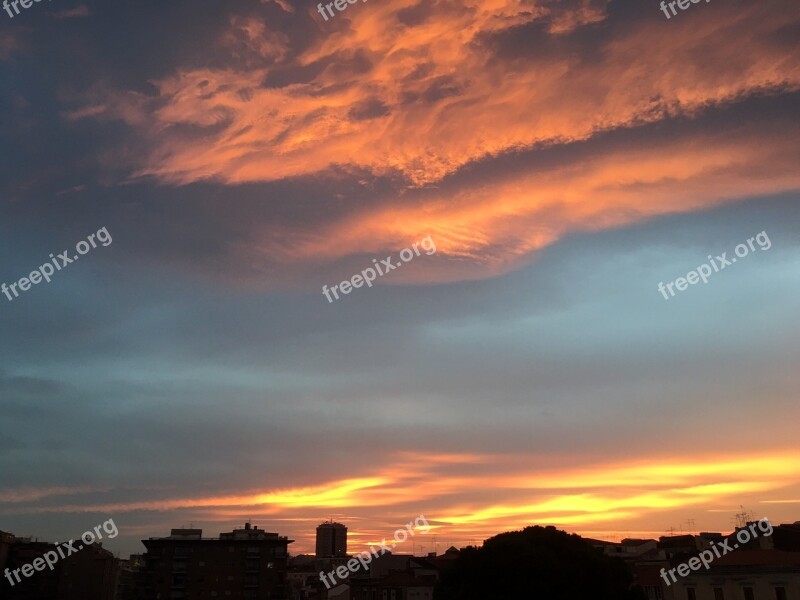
[435,525,646,600]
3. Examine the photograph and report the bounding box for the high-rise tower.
[315,521,347,557]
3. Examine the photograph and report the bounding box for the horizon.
[7,517,790,559]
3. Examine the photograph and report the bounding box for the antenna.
[733,505,753,529]
[686,519,696,535]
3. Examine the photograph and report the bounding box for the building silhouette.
[140,523,293,599]
[316,522,347,558]
[5,519,800,599]
[0,531,118,600]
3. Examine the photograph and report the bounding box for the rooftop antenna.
[733,505,753,529]
[686,519,696,535]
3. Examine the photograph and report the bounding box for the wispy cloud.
[6,450,798,552]
[56,0,800,289]
[73,0,799,188]
[51,5,92,19]
[262,0,294,14]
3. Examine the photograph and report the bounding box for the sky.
[1,0,799,559]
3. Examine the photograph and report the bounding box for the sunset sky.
[1,0,799,558]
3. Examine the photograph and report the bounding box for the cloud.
[253,115,800,283]
[4,450,799,553]
[544,0,608,34]
[72,0,799,188]
[221,15,291,65]
[0,28,23,61]
[51,0,800,290]
[0,485,109,503]
[51,5,92,19]
[264,0,295,14]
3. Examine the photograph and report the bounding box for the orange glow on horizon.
[7,448,799,553]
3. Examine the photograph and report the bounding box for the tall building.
[114,554,145,600]
[0,533,118,600]
[315,522,347,558]
[140,523,293,600]
[55,542,119,600]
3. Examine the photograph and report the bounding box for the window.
[246,559,260,572]
[743,587,755,600]
[687,589,696,600]
[712,589,724,600]
[644,586,663,600]
[775,587,787,600]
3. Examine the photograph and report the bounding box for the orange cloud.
[0,485,110,503]
[74,0,799,188]
[61,0,800,290]
[246,121,800,283]
[7,449,800,552]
